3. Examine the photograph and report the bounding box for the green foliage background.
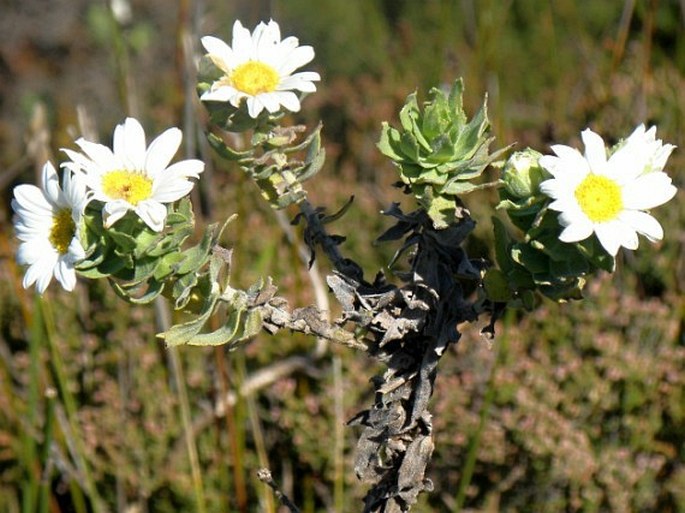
[0,0,684,511]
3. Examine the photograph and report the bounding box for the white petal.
[151,160,204,202]
[145,127,182,177]
[61,148,103,177]
[22,263,41,289]
[201,35,229,55]
[581,128,608,173]
[558,218,594,243]
[615,221,639,250]
[13,210,53,231]
[113,117,147,169]
[246,97,264,118]
[291,71,321,82]
[63,171,90,213]
[228,94,243,109]
[652,143,675,172]
[251,21,268,45]
[202,86,240,103]
[279,73,319,92]
[102,200,131,228]
[257,92,283,113]
[66,236,87,262]
[253,20,281,51]
[14,222,50,241]
[162,159,205,179]
[593,222,624,256]
[75,139,119,169]
[622,172,677,210]
[13,207,52,229]
[41,162,63,205]
[548,197,577,213]
[619,210,664,242]
[54,258,77,291]
[135,201,167,232]
[538,155,561,177]
[274,91,301,112]
[17,240,54,265]
[277,45,315,75]
[264,19,282,43]
[539,178,563,199]
[36,271,56,293]
[625,124,647,143]
[606,142,643,183]
[550,144,585,164]
[202,36,235,70]
[255,22,281,59]
[232,20,254,58]
[12,184,53,217]
[558,206,587,227]
[271,36,300,64]
[540,149,589,181]
[24,254,58,294]
[152,180,194,203]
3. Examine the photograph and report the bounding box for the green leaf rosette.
[378,79,507,229]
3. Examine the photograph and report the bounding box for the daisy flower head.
[12,162,89,293]
[62,117,204,232]
[201,20,321,118]
[539,126,677,257]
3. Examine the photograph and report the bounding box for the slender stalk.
[38,388,57,513]
[40,298,106,513]
[105,0,138,117]
[170,347,208,513]
[156,299,207,513]
[214,347,248,512]
[115,345,129,512]
[236,351,276,513]
[453,328,509,513]
[612,0,637,70]
[21,296,42,513]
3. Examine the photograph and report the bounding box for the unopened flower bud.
[502,149,548,198]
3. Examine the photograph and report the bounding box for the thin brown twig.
[257,468,302,513]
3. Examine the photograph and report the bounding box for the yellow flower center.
[231,61,280,96]
[102,170,153,206]
[49,209,76,255]
[574,174,623,222]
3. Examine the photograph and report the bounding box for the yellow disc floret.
[102,170,153,206]
[574,174,623,223]
[231,61,280,96]
[49,209,76,255]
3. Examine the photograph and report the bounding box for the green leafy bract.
[488,213,616,306]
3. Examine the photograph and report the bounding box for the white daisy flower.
[62,117,204,232]
[539,125,677,256]
[12,162,89,293]
[201,19,321,118]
